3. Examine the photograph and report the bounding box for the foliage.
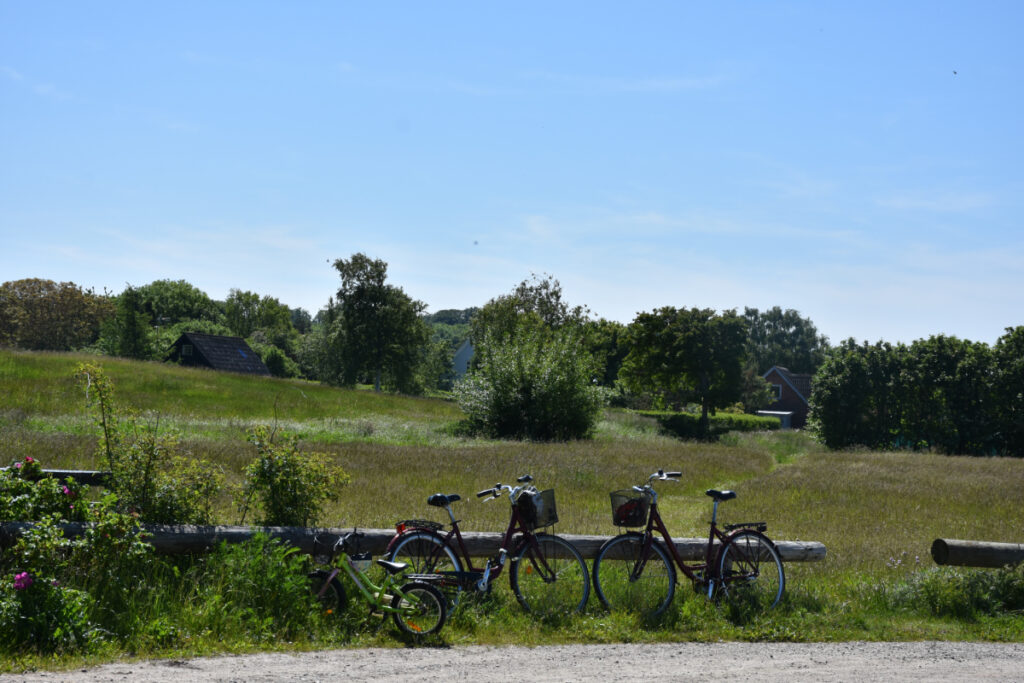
[153,318,236,354]
[98,285,156,360]
[620,307,748,434]
[76,362,223,524]
[225,289,294,339]
[135,279,223,325]
[456,319,604,441]
[0,279,114,351]
[639,410,781,440]
[883,565,1024,619]
[469,273,589,351]
[993,326,1024,456]
[237,425,349,527]
[325,253,432,393]
[744,306,830,375]
[582,318,629,387]
[809,335,1006,455]
[0,456,87,522]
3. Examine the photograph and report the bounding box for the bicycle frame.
[638,497,730,597]
[318,550,426,616]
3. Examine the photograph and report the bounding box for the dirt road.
[3,642,1022,682]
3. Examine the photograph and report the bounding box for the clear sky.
[2,2,1021,345]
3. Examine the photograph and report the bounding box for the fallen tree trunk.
[0,522,825,562]
[931,539,1024,568]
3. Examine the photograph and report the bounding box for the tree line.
[4,258,1019,454]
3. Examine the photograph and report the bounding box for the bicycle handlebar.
[477,487,496,498]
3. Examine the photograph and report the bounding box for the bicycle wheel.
[592,533,676,617]
[307,570,345,615]
[509,533,590,616]
[387,531,464,604]
[392,581,447,636]
[716,530,785,610]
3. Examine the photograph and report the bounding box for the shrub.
[76,362,223,524]
[885,565,1024,619]
[0,456,87,522]
[639,410,780,440]
[237,425,349,527]
[455,321,604,441]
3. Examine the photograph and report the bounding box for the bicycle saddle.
[377,559,408,575]
[706,489,737,501]
[427,493,461,507]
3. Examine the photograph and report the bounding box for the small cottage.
[759,366,813,428]
[166,332,270,376]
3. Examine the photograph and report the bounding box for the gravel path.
[2,642,1023,682]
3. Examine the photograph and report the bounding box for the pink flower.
[13,463,22,469]
[13,572,33,591]
[63,485,71,495]
[24,456,34,463]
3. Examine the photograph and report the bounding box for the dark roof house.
[760,366,813,428]
[166,332,270,376]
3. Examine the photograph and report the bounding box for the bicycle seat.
[427,493,461,507]
[706,489,736,501]
[377,559,408,575]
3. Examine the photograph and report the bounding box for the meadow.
[1,349,1023,669]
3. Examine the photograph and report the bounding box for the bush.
[455,322,604,441]
[885,565,1024,619]
[640,410,780,440]
[237,425,350,527]
[0,456,87,522]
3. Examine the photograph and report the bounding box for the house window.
[182,344,193,357]
[771,384,782,400]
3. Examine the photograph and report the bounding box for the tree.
[135,279,221,325]
[994,326,1024,456]
[582,318,629,387]
[470,273,589,349]
[744,306,830,375]
[330,253,431,393]
[620,307,748,434]
[0,279,113,351]
[101,285,155,360]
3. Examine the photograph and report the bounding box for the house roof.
[763,366,812,405]
[172,332,270,375]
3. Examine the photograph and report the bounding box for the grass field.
[2,349,1023,666]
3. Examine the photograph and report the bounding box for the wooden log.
[931,538,1024,568]
[0,468,110,486]
[0,522,825,562]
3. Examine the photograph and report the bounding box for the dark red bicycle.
[385,474,590,617]
[591,470,784,616]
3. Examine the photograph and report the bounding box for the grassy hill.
[3,349,1024,658]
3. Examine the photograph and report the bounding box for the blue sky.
[2,2,1021,345]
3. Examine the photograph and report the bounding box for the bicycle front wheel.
[716,530,785,610]
[592,533,676,617]
[510,533,590,616]
[307,570,345,615]
[392,581,447,637]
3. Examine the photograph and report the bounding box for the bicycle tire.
[716,529,785,610]
[392,581,447,637]
[387,530,464,604]
[592,532,676,617]
[509,533,590,616]
[307,570,345,615]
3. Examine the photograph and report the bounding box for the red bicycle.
[385,474,590,616]
[591,470,784,616]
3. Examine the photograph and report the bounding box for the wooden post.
[931,539,1024,568]
[0,522,826,562]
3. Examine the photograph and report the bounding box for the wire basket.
[610,490,651,527]
[517,488,558,530]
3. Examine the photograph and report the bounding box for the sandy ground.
[2,642,1023,682]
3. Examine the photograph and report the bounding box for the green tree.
[620,307,748,435]
[470,273,589,349]
[100,285,155,360]
[329,253,431,393]
[994,326,1024,456]
[582,318,628,387]
[0,279,113,351]
[135,279,222,325]
[744,306,830,374]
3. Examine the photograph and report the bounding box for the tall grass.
[2,349,1024,668]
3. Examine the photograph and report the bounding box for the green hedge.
[639,410,780,440]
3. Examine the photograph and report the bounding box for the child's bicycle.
[591,469,785,617]
[308,530,448,637]
[385,474,590,616]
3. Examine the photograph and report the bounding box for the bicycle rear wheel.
[592,533,676,617]
[387,531,464,605]
[509,533,590,617]
[716,530,785,610]
[392,581,447,637]
[307,570,345,615]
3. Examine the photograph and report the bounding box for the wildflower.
[25,456,34,463]
[63,485,71,495]
[13,572,33,591]
[13,462,22,469]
